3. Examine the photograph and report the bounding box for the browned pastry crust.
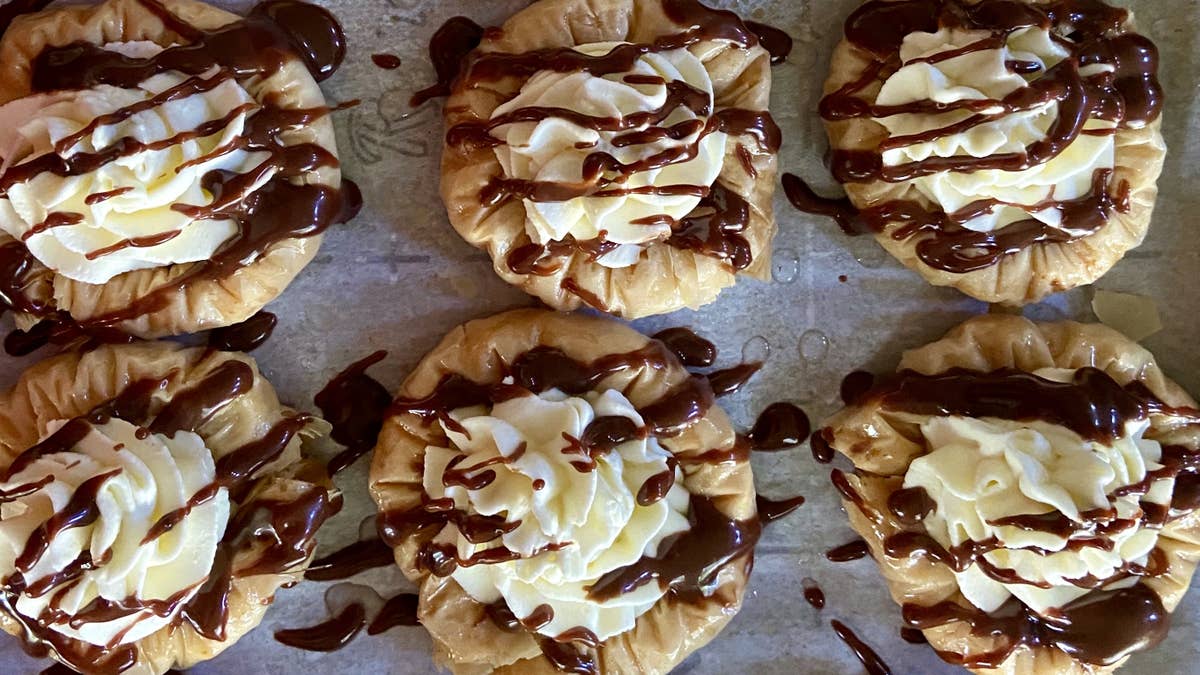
[440,0,777,318]
[0,0,340,338]
[821,0,1165,305]
[0,342,333,674]
[823,314,1200,674]
[368,309,756,674]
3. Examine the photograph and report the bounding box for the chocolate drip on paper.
[831,619,893,675]
[208,311,277,352]
[274,603,366,651]
[786,0,1161,273]
[432,0,776,284]
[314,350,393,475]
[304,538,395,582]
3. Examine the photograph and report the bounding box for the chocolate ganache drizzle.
[0,359,335,675]
[436,0,783,281]
[0,0,360,349]
[378,333,764,672]
[828,366,1200,668]
[785,0,1161,274]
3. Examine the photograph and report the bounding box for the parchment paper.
[1,0,1197,672]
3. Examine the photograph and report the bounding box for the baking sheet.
[2,0,1199,672]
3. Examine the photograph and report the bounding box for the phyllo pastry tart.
[0,0,358,340]
[821,314,1200,673]
[0,342,336,674]
[440,0,780,318]
[369,309,759,673]
[812,0,1164,304]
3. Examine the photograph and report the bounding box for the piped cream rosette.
[0,342,333,675]
[440,0,777,318]
[822,315,1200,674]
[369,309,757,674]
[0,0,341,338]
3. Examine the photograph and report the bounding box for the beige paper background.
[0,0,1197,672]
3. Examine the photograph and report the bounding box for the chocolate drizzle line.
[436,0,777,279]
[0,356,332,674]
[831,620,893,675]
[826,538,871,563]
[830,365,1200,668]
[786,0,1161,273]
[0,0,360,342]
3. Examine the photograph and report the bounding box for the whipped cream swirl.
[874,27,1115,233]
[422,386,689,641]
[904,369,1171,615]
[0,42,270,284]
[0,418,229,647]
[491,44,727,268]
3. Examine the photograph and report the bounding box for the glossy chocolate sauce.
[831,619,893,675]
[839,370,875,405]
[304,538,395,582]
[899,627,927,644]
[0,0,360,340]
[787,0,1162,273]
[314,350,393,475]
[802,578,825,609]
[410,17,485,106]
[903,584,1168,667]
[207,311,277,352]
[826,538,870,563]
[274,602,366,651]
[745,21,793,65]
[652,327,717,367]
[748,402,810,450]
[756,495,805,524]
[586,495,760,602]
[707,361,761,396]
[861,366,1192,444]
[809,428,835,464]
[371,53,402,69]
[367,592,419,635]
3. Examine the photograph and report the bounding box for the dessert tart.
[0,0,358,340]
[0,341,336,674]
[439,0,779,318]
[369,309,759,673]
[821,314,1200,673]
[813,0,1165,304]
